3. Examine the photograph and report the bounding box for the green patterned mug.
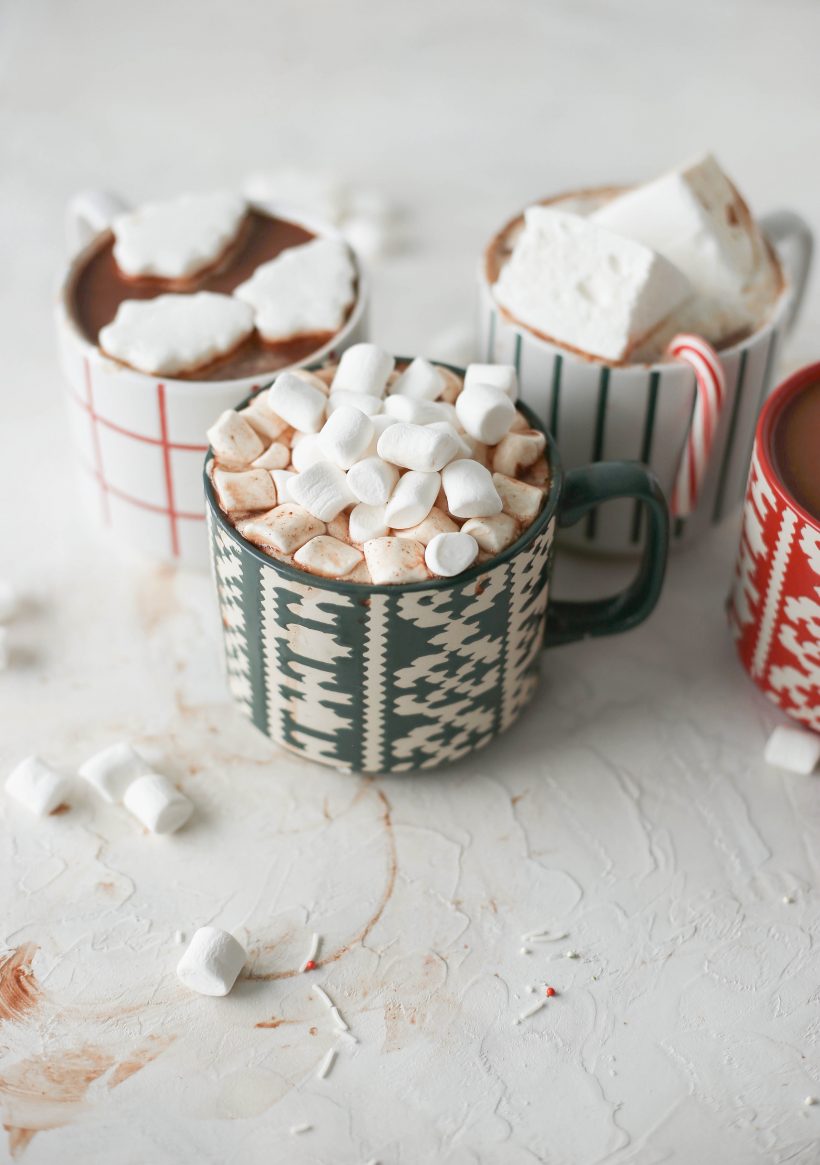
[204,394,669,774]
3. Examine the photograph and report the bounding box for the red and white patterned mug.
[729,362,820,730]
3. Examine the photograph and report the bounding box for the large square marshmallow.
[493,207,691,361]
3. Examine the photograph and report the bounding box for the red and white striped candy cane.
[667,334,726,518]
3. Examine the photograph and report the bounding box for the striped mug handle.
[545,461,669,646]
[667,334,726,519]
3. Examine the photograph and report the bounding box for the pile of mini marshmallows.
[208,344,549,584]
[5,743,192,832]
[97,192,357,377]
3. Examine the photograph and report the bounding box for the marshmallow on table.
[331,343,395,397]
[99,293,255,377]
[455,384,516,445]
[288,461,354,522]
[764,726,820,775]
[461,512,519,554]
[389,358,446,401]
[290,433,327,473]
[207,410,265,469]
[377,423,459,473]
[492,430,547,478]
[6,756,69,817]
[213,468,278,515]
[364,537,429,585]
[325,391,384,418]
[441,459,503,519]
[464,364,519,401]
[112,192,248,280]
[493,473,544,522]
[237,505,325,554]
[79,741,148,803]
[234,237,356,341]
[426,532,479,578]
[383,395,450,426]
[268,371,327,434]
[177,926,246,997]
[385,471,441,529]
[349,503,389,543]
[124,774,193,834]
[252,442,290,470]
[318,406,375,469]
[346,457,399,505]
[493,206,692,362]
[394,507,459,546]
[293,535,364,579]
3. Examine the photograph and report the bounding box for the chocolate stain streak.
[0,946,41,1024]
[246,787,398,982]
[255,1017,294,1029]
[4,1126,35,1159]
[107,1035,175,1089]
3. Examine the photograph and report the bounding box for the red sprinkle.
[546,986,557,997]
[304,959,317,972]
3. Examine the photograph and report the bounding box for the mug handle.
[545,462,669,647]
[759,209,814,334]
[66,189,130,256]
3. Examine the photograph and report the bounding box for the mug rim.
[57,200,369,393]
[203,361,562,596]
[478,184,791,373]
[757,359,820,532]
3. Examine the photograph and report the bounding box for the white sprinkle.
[783,895,796,904]
[519,947,531,955]
[290,1122,313,1135]
[514,1000,546,1025]
[301,931,321,970]
[525,984,536,994]
[174,930,185,944]
[330,1006,349,1032]
[565,950,580,959]
[317,1048,336,1079]
[805,1096,818,1106]
[313,984,333,1009]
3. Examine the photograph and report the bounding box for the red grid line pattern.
[83,358,111,525]
[78,460,205,521]
[69,384,209,452]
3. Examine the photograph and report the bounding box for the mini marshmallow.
[234,237,356,341]
[493,473,544,522]
[364,537,429,585]
[426,532,479,577]
[290,368,330,395]
[212,468,278,515]
[326,511,350,541]
[394,507,459,546]
[325,391,384,418]
[492,430,547,477]
[464,364,519,401]
[318,406,375,469]
[79,741,148,803]
[207,410,265,469]
[240,399,290,444]
[764,726,820,775]
[455,384,516,445]
[176,926,246,997]
[349,503,389,543]
[346,457,399,506]
[290,433,327,473]
[426,421,472,459]
[441,459,503,519]
[293,536,363,579]
[493,206,691,362]
[461,512,519,554]
[112,192,247,280]
[6,756,69,817]
[385,470,440,529]
[99,293,255,377]
[252,442,290,470]
[288,461,354,522]
[124,774,193,834]
[377,423,459,473]
[383,395,450,426]
[0,581,17,623]
[268,371,327,434]
[389,358,446,401]
[237,505,325,553]
[331,343,395,397]
[271,469,297,501]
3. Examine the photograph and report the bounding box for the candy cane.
[667,334,726,517]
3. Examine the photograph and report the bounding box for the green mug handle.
[545,461,670,647]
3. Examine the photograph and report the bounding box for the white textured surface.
[1,0,820,1161]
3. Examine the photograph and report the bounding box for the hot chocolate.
[771,379,820,520]
[69,208,357,380]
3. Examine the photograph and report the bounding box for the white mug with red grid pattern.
[56,192,369,568]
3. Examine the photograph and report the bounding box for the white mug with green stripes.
[478,198,812,554]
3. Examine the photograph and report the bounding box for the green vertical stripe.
[712,349,749,524]
[513,333,522,378]
[630,370,661,544]
[241,551,269,736]
[585,366,610,540]
[486,310,496,362]
[549,354,563,439]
